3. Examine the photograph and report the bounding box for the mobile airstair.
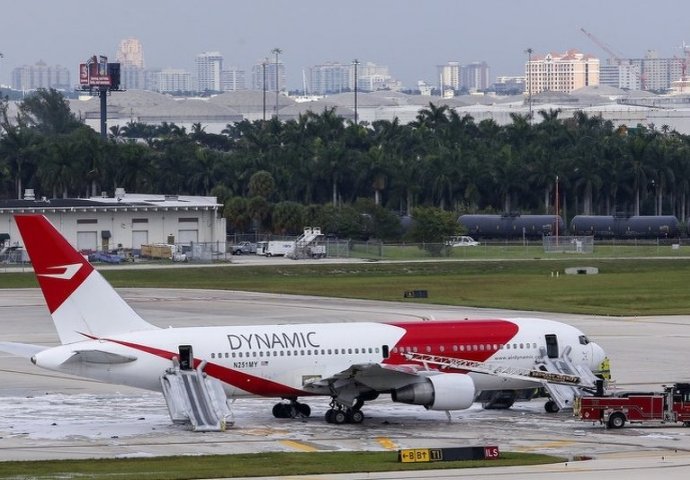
[291,227,326,259]
[404,347,599,411]
[534,346,600,410]
[160,359,233,431]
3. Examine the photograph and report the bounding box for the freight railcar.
[570,215,681,238]
[458,214,565,239]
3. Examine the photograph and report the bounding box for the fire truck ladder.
[404,348,598,411]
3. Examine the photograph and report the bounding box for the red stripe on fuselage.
[101,338,308,397]
[384,319,519,366]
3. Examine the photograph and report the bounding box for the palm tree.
[0,124,35,199]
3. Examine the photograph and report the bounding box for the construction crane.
[580,27,644,90]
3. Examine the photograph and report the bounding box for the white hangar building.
[0,190,226,253]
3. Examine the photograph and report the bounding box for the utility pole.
[262,58,267,121]
[352,59,360,124]
[525,48,533,121]
[271,48,282,118]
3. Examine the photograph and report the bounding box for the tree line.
[2,88,690,241]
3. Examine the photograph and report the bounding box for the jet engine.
[391,373,475,410]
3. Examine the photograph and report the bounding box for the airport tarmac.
[1,288,690,479]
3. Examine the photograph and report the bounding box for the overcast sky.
[2,0,690,90]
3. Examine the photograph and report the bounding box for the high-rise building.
[631,51,683,92]
[351,62,400,92]
[309,62,350,94]
[438,62,460,93]
[11,61,71,91]
[115,38,146,90]
[221,67,246,91]
[116,38,145,68]
[196,52,223,92]
[599,61,641,90]
[525,49,599,95]
[251,60,285,92]
[150,69,193,93]
[461,62,490,91]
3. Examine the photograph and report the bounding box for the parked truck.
[256,240,295,257]
[575,383,690,428]
[230,241,257,255]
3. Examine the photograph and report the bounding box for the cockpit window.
[579,335,590,345]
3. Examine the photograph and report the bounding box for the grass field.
[0,451,564,479]
[2,257,690,315]
[350,241,690,260]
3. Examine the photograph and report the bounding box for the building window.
[132,218,148,224]
[179,217,198,223]
[77,219,97,224]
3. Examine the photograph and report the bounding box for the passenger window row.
[211,346,381,360]
[391,342,539,355]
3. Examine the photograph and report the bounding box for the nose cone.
[590,342,608,376]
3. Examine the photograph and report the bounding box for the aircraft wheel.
[273,403,290,418]
[325,409,335,423]
[544,400,560,413]
[296,402,311,417]
[348,409,364,424]
[333,410,347,424]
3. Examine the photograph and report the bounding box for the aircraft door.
[544,334,558,358]
[178,345,194,370]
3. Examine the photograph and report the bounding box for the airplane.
[0,214,608,427]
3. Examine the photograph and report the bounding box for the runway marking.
[243,427,290,436]
[376,436,398,450]
[518,439,575,452]
[280,440,319,452]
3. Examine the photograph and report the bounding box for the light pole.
[352,59,360,124]
[271,48,282,118]
[525,48,533,120]
[262,58,267,121]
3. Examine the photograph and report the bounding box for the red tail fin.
[15,214,156,344]
[15,215,94,313]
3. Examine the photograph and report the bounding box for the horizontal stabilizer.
[0,341,46,359]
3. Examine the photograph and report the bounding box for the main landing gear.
[272,398,366,424]
[325,398,365,424]
[272,400,311,419]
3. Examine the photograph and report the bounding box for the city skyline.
[1,1,690,91]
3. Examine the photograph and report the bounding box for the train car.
[458,214,565,239]
[570,215,681,239]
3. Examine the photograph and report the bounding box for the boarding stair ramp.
[160,360,233,431]
[291,227,325,259]
[534,346,600,410]
[404,349,597,410]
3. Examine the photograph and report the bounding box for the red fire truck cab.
[575,383,690,428]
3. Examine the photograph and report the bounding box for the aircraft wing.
[0,341,46,359]
[303,363,431,406]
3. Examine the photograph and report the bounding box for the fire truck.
[575,383,690,428]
